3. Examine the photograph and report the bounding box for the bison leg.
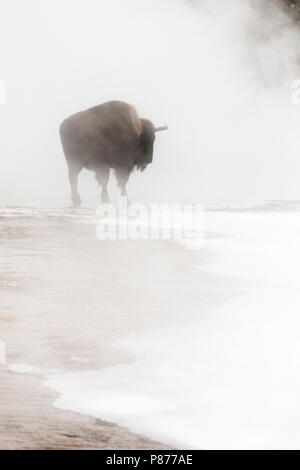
[115,168,131,197]
[68,163,82,207]
[96,166,110,203]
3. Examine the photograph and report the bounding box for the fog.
[1,0,300,206]
[3,0,300,450]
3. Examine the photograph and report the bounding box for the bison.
[59,100,167,206]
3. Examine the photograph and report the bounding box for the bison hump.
[60,101,142,151]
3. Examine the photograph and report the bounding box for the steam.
[0,0,300,205]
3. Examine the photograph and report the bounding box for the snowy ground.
[2,202,300,449]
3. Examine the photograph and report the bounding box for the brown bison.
[59,100,167,206]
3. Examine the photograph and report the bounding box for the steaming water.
[44,205,300,450]
[2,0,300,203]
[2,0,300,451]
[3,203,300,449]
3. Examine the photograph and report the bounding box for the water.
[2,203,300,449]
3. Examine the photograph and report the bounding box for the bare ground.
[0,207,231,449]
[0,368,167,450]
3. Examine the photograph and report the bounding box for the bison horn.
[154,124,168,132]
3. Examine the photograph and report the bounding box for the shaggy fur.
[60,101,157,205]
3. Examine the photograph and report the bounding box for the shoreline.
[0,208,233,449]
[0,368,169,450]
[0,211,208,450]
[1,206,300,448]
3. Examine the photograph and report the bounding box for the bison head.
[135,119,168,171]
[135,119,155,171]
